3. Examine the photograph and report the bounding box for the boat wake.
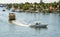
[11,21,30,27]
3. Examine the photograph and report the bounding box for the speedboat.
[3,9,5,11]
[30,22,47,28]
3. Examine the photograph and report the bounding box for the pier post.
[9,13,16,21]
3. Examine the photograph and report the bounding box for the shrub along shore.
[7,2,60,13]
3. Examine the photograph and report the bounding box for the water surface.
[0,7,60,37]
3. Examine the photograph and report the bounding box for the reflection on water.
[0,7,60,37]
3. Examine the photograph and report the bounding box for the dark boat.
[3,9,5,11]
[9,13,16,21]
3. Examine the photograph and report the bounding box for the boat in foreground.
[30,22,48,28]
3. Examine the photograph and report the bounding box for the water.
[0,7,60,37]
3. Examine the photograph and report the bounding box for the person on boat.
[35,22,40,25]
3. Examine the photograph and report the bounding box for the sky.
[0,0,59,4]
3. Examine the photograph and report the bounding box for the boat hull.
[30,25,47,28]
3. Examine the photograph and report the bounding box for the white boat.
[30,22,47,28]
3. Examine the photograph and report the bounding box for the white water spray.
[11,21,30,27]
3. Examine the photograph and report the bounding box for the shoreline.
[11,9,60,13]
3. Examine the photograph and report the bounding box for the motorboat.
[9,13,16,21]
[30,22,47,28]
[3,9,5,11]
